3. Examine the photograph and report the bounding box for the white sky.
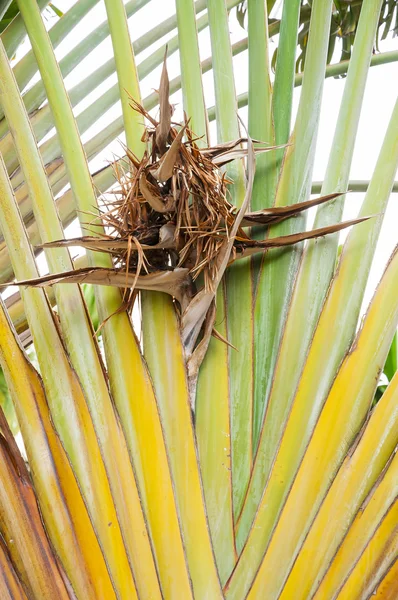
[11,0,398,313]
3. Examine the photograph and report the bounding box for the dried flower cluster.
[12,59,368,360]
[99,103,248,292]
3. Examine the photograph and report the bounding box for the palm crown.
[0,1,396,599]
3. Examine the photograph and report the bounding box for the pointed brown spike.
[210,142,285,167]
[151,125,186,182]
[237,215,374,258]
[7,267,191,304]
[211,327,237,351]
[155,46,172,155]
[200,138,252,158]
[39,227,176,252]
[241,192,345,226]
[200,137,269,158]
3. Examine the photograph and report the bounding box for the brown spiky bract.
[97,101,243,293]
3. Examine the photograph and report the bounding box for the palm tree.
[0,0,396,598]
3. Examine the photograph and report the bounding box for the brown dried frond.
[34,62,360,322]
[85,99,244,292]
[49,91,353,302]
